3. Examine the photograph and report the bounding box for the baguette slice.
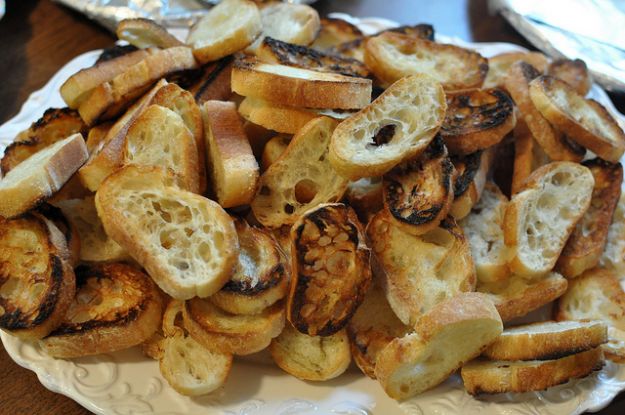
[270,324,350,381]
[548,58,592,96]
[483,51,548,89]
[201,100,259,207]
[503,162,594,278]
[238,96,316,134]
[375,292,503,400]
[449,148,493,220]
[329,74,446,180]
[483,320,607,361]
[255,2,320,47]
[116,18,184,49]
[188,57,233,104]
[510,119,550,195]
[600,192,625,276]
[0,134,88,218]
[364,32,488,90]
[231,55,372,110]
[311,17,363,50]
[95,165,239,299]
[461,347,603,395]
[529,75,625,162]
[556,159,623,278]
[261,134,291,171]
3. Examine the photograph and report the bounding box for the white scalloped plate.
[2,15,625,415]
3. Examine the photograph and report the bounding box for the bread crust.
[483,51,548,89]
[449,148,493,220]
[187,57,233,104]
[238,96,316,134]
[116,18,184,49]
[37,203,81,268]
[311,17,363,50]
[547,58,591,96]
[510,118,550,195]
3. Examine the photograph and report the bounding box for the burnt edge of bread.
[222,263,285,295]
[452,150,483,198]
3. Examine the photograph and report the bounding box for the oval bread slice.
[116,18,184,49]
[547,58,591,96]
[254,2,320,48]
[238,96,316,135]
[311,17,363,50]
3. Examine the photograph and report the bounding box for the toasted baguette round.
[288,203,371,336]
[116,18,183,49]
[510,118,550,195]
[461,347,603,395]
[0,133,88,219]
[483,320,607,361]
[375,292,503,400]
[186,0,261,63]
[529,75,625,162]
[311,17,363,50]
[547,58,592,97]
[238,96,316,134]
[270,323,350,381]
[254,2,320,47]
[483,51,548,89]
[261,134,291,171]
[40,263,163,358]
[329,74,446,180]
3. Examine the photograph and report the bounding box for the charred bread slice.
[345,177,384,224]
[288,203,371,336]
[449,148,493,220]
[238,96,316,135]
[40,263,163,358]
[557,159,622,278]
[440,88,515,155]
[116,18,184,49]
[483,51,548,89]
[329,74,446,180]
[311,17,363,50]
[210,219,288,315]
[0,214,75,340]
[261,134,291,171]
[364,32,488,90]
[548,58,592,96]
[383,136,454,235]
[188,57,233,104]
[529,75,625,162]
[250,2,320,50]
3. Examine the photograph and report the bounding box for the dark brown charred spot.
[519,61,541,82]
[234,54,257,71]
[96,44,139,64]
[452,151,482,197]
[441,88,514,136]
[372,124,396,146]
[37,204,73,244]
[193,56,233,102]
[560,134,586,157]
[165,67,205,90]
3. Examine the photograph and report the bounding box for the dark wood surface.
[0,1,623,414]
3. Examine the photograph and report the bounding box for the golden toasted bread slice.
[270,324,351,381]
[0,134,88,219]
[529,75,625,162]
[441,88,516,155]
[505,62,584,162]
[0,214,75,340]
[201,100,259,207]
[478,272,568,322]
[95,165,239,299]
[329,74,446,180]
[36,203,81,268]
[232,55,372,110]
[210,219,288,315]
[261,134,291,171]
[311,17,363,50]
[188,57,233,104]
[250,2,320,50]
[365,32,488,90]
[116,18,183,49]
[40,263,163,358]
[183,298,285,355]
[368,212,476,326]
[600,193,625,276]
[345,177,384,224]
[503,162,594,278]
[557,159,622,278]
[548,58,591,96]
[257,37,369,78]
[347,283,410,379]
[1,108,87,174]
[483,51,548,89]
[483,320,607,361]
[461,347,603,395]
[238,96,316,134]
[251,117,348,228]
[287,203,371,336]
[383,136,454,235]
[375,292,503,400]
[85,122,112,155]
[510,119,550,195]
[449,148,493,220]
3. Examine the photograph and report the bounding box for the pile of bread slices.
[1,0,625,402]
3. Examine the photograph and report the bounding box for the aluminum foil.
[490,0,625,92]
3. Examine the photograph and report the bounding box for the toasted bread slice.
[483,51,548,89]
[548,58,591,96]
[60,48,151,109]
[257,37,369,78]
[503,162,594,277]
[0,214,75,340]
[261,134,291,171]
[36,203,81,268]
[188,57,233,104]
[510,119,550,195]
[270,323,350,381]
[478,272,568,322]
[288,203,371,336]
[345,177,383,224]
[347,283,411,379]
[460,182,511,283]
[95,165,239,299]
[483,320,607,361]
[364,32,488,90]
[251,117,348,228]
[329,74,446,180]
[557,160,622,278]
[201,100,259,207]
[210,219,288,315]
[250,2,320,50]
[529,76,625,162]
[116,18,183,49]
[123,105,200,193]
[600,193,625,276]
[311,17,363,50]
[238,96,316,134]
[505,62,584,162]
[462,347,603,395]
[1,108,87,174]
[232,55,371,110]
[0,134,88,219]
[383,136,454,235]
[78,47,197,126]
[85,123,112,155]
[450,148,493,220]
[441,88,516,155]
[368,212,476,326]
[375,292,503,399]
[183,298,285,355]
[40,263,163,358]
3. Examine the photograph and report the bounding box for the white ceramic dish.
[1,14,625,415]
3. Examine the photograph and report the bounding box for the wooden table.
[0,1,623,414]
